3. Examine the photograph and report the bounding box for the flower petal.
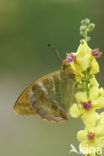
[93,97,104,109]
[69,103,83,118]
[99,88,104,96]
[89,86,99,101]
[70,61,82,78]
[81,110,99,128]
[98,112,104,125]
[77,130,87,142]
[90,76,99,87]
[95,125,104,137]
[75,91,87,103]
[90,57,99,74]
[76,40,92,71]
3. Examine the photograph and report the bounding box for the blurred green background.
[0,0,104,156]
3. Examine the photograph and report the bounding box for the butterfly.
[14,46,76,122]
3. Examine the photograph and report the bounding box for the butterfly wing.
[14,71,60,115]
[14,70,75,122]
[14,85,36,115]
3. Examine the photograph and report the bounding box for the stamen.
[64,52,76,63]
[87,132,95,140]
[92,49,103,58]
[81,100,92,110]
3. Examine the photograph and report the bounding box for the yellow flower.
[74,40,93,71]
[65,40,99,77]
[70,84,104,127]
[77,125,104,155]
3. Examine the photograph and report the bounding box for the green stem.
[85,71,89,99]
[86,80,89,99]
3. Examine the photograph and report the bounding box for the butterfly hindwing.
[30,70,75,122]
[14,70,75,122]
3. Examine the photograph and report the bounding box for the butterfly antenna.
[48,43,62,64]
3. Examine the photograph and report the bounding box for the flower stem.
[85,70,89,99]
[86,80,89,99]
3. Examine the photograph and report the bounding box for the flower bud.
[80,39,85,44]
[86,36,91,42]
[81,18,90,25]
[88,23,95,32]
[80,31,86,37]
[80,25,86,32]
[76,83,84,91]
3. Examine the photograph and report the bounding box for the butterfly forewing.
[14,70,75,122]
[14,71,59,115]
[14,87,36,115]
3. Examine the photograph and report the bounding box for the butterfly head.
[62,61,75,75]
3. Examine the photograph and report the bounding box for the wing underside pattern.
[14,70,75,122]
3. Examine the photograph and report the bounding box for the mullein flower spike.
[65,18,104,156]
